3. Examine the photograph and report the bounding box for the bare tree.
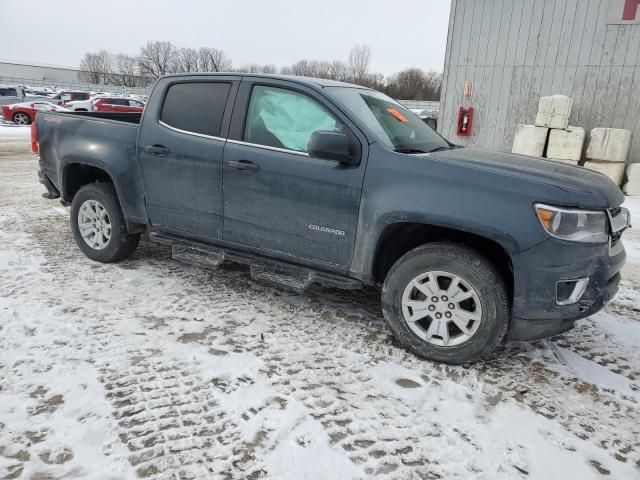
[138,41,177,78]
[110,54,143,87]
[197,47,232,72]
[328,60,350,82]
[79,50,112,84]
[347,44,371,84]
[281,60,333,78]
[236,63,278,74]
[173,47,199,73]
[78,41,441,101]
[384,68,442,100]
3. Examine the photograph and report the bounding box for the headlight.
[534,203,608,243]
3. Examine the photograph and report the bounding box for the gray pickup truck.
[34,73,631,364]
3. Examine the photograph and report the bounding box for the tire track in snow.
[2,153,640,478]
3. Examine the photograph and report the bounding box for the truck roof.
[160,72,371,90]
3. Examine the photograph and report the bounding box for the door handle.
[144,145,169,156]
[227,160,260,172]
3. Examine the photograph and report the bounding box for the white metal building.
[0,60,151,95]
[439,0,640,164]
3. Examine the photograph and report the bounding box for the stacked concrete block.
[512,124,549,157]
[585,128,632,163]
[623,164,640,195]
[584,162,627,185]
[583,128,632,186]
[546,126,585,163]
[535,95,573,130]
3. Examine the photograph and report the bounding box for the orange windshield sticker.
[386,108,409,122]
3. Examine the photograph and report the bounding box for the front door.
[222,81,366,268]
[138,78,238,240]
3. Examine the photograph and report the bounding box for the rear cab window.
[243,85,342,153]
[160,82,231,137]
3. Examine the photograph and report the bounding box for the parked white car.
[65,98,94,111]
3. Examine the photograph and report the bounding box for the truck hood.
[429,147,624,208]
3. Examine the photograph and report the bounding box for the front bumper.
[507,236,626,341]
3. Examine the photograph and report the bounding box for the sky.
[1,0,452,76]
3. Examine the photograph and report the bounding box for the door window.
[244,86,342,153]
[0,88,17,97]
[160,82,231,137]
[105,98,127,106]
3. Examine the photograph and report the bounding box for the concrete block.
[512,124,548,157]
[546,127,585,161]
[535,95,573,130]
[623,163,640,195]
[586,128,632,163]
[583,161,626,186]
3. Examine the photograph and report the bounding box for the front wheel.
[382,243,509,364]
[70,182,140,263]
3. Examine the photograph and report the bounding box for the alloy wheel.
[401,270,482,347]
[13,113,30,125]
[78,199,112,250]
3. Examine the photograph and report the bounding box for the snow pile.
[0,124,30,138]
[0,125,31,155]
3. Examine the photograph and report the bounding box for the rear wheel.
[12,112,31,125]
[382,242,509,364]
[70,182,140,263]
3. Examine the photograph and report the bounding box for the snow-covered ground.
[0,124,31,156]
[1,138,639,479]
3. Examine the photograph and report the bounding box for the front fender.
[350,145,564,280]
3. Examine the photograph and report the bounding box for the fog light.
[556,277,589,305]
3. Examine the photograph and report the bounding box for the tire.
[70,182,140,263]
[12,112,31,125]
[381,242,509,365]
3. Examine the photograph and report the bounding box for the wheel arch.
[372,221,514,299]
[61,160,146,234]
[61,160,115,201]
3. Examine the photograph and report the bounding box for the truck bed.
[36,111,142,217]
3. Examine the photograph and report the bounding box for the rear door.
[137,76,239,240]
[127,99,145,112]
[100,98,124,112]
[111,99,129,112]
[222,79,367,268]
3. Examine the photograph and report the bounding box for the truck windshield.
[326,87,450,153]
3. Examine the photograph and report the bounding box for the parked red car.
[2,101,67,125]
[92,97,145,113]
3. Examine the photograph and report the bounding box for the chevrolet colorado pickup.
[34,73,631,364]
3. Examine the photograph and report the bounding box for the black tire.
[70,182,140,263]
[381,242,509,365]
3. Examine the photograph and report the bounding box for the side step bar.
[150,232,362,293]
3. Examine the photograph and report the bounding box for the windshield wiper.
[394,148,428,154]
[395,145,462,154]
[427,145,460,153]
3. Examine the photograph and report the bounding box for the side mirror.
[308,131,356,164]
